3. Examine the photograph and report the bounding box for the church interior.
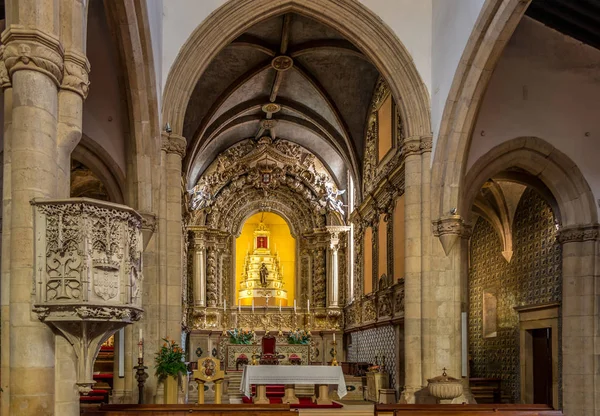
[0,0,599,415]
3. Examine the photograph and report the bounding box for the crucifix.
[263,291,272,309]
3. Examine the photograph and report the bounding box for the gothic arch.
[104,0,160,211]
[462,137,596,228]
[431,0,531,222]
[162,0,431,166]
[72,135,126,204]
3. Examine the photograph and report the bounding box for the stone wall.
[468,188,561,402]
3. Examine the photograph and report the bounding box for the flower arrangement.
[228,328,254,345]
[287,329,311,345]
[155,337,187,382]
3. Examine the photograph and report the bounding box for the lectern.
[192,357,225,404]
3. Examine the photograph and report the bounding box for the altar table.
[240,365,347,405]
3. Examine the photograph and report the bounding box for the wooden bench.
[81,403,295,416]
[469,378,502,403]
[375,404,563,416]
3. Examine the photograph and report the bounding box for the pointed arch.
[162,0,431,163]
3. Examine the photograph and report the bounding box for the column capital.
[326,225,350,249]
[432,215,471,256]
[2,27,64,86]
[161,132,187,157]
[557,224,600,244]
[402,135,432,156]
[62,51,90,99]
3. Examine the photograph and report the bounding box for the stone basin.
[427,370,463,402]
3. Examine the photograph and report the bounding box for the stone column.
[326,226,349,308]
[431,215,470,402]
[2,11,64,412]
[161,133,186,342]
[0,46,12,416]
[193,243,207,307]
[557,225,599,416]
[399,136,423,403]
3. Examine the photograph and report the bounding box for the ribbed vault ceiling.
[183,13,381,189]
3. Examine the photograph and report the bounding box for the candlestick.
[134,357,149,404]
[331,340,338,366]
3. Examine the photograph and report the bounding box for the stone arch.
[431,0,531,221]
[462,137,596,228]
[104,0,160,211]
[72,135,126,204]
[162,0,431,156]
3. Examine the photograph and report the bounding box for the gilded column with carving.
[326,226,349,308]
[193,241,207,307]
[206,247,218,307]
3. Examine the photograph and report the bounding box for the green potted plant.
[227,328,254,345]
[287,329,311,345]
[155,337,187,404]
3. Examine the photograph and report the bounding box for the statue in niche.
[260,263,269,287]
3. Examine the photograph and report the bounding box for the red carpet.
[241,396,343,409]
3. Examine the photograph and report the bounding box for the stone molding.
[432,215,471,256]
[557,224,600,244]
[161,132,187,157]
[62,51,91,98]
[2,27,64,86]
[0,46,10,89]
[403,135,432,157]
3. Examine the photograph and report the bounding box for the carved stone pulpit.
[193,357,225,404]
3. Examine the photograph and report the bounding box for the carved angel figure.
[189,184,213,211]
[324,184,346,215]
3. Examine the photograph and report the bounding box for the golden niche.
[238,221,287,306]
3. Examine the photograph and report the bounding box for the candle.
[333,332,336,342]
[307,300,310,314]
[294,299,297,313]
[252,298,254,313]
[138,328,143,359]
[279,299,282,312]
[224,300,227,312]
[238,299,241,312]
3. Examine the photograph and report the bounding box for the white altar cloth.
[240,365,347,399]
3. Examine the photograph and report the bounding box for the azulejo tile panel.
[469,188,561,403]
